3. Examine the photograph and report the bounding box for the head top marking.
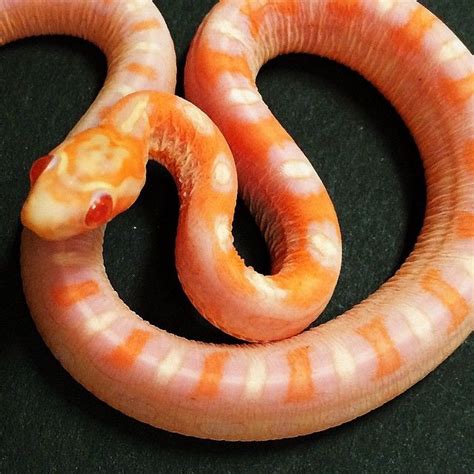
[22,125,147,240]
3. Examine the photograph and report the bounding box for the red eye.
[30,154,54,186]
[85,194,113,227]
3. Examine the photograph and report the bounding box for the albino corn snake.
[1,0,472,440]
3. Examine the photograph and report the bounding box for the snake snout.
[21,183,86,241]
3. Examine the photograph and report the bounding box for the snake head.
[21,126,147,241]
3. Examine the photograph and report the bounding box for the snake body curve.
[2,0,472,440]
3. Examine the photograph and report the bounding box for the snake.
[3,0,472,441]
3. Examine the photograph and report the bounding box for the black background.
[0,0,472,472]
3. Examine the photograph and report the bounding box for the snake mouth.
[20,197,80,242]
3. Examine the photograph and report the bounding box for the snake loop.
[3,0,472,440]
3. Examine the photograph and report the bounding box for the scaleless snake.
[2,0,472,440]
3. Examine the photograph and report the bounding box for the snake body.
[3,0,472,440]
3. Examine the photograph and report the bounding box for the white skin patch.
[439,263,474,308]
[214,161,232,185]
[245,269,287,300]
[215,215,233,252]
[376,0,396,14]
[204,3,253,57]
[435,41,474,80]
[209,18,248,44]
[129,41,162,52]
[80,181,115,192]
[228,88,261,105]
[180,101,215,136]
[99,327,124,349]
[115,84,136,97]
[307,221,340,268]
[74,134,129,178]
[82,310,119,335]
[269,142,323,196]
[423,22,473,79]
[125,0,150,12]
[156,346,185,383]
[244,357,267,398]
[438,39,468,62]
[281,160,314,179]
[120,98,149,134]
[398,304,434,343]
[445,57,474,81]
[218,73,271,123]
[220,72,254,90]
[331,343,356,381]
[460,258,474,279]
[384,1,417,27]
[212,153,234,192]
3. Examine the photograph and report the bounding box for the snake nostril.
[29,154,54,186]
[85,193,114,227]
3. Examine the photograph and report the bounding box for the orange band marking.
[241,0,299,38]
[126,63,158,81]
[194,352,230,398]
[202,48,253,83]
[357,317,401,378]
[106,329,152,369]
[391,5,436,50]
[421,268,469,332]
[132,19,161,32]
[52,280,100,307]
[286,346,314,402]
[454,212,474,239]
[326,0,362,18]
[441,73,474,106]
[462,140,474,174]
[403,6,436,43]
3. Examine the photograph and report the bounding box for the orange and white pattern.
[1,0,471,441]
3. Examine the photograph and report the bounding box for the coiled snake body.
[2,0,472,440]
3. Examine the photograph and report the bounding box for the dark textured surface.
[0,1,472,472]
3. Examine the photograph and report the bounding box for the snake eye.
[85,193,113,227]
[30,154,55,186]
